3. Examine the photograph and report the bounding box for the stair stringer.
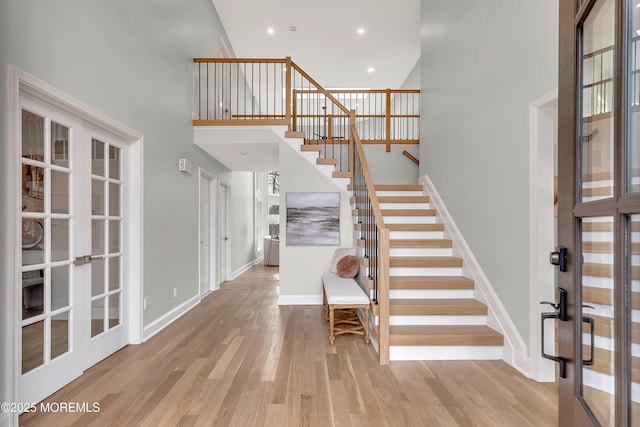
[419,174,530,377]
[279,133,351,196]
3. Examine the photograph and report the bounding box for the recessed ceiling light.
[267,27,274,35]
[240,150,248,155]
[357,28,365,35]
[290,26,297,32]
[367,67,375,73]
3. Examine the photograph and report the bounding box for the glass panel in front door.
[581,0,615,203]
[581,217,615,426]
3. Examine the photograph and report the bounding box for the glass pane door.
[558,0,640,424]
[83,125,127,368]
[18,96,83,403]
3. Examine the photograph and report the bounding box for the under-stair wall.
[277,133,354,305]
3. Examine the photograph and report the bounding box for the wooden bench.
[321,272,370,346]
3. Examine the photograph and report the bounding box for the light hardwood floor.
[20,265,558,426]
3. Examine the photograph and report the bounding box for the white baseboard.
[419,174,531,377]
[390,345,503,361]
[278,294,323,305]
[231,261,254,280]
[143,294,200,341]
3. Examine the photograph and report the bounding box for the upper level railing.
[193,57,420,152]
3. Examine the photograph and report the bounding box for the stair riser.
[389,267,463,276]
[386,315,487,326]
[379,203,431,210]
[383,216,437,224]
[316,164,335,177]
[390,248,452,257]
[389,289,473,299]
[389,231,444,239]
[389,346,503,361]
[376,191,423,197]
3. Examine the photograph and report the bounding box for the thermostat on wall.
[178,158,192,173]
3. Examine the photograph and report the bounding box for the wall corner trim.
[419,174,531,377]
[142,295,200,342]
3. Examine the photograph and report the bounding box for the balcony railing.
[193,57,420,153]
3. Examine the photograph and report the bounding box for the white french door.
[18,94,128,404]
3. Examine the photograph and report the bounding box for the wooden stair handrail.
[402,150,419,165]
[289,60,351,117]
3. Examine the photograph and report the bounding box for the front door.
[558,0,640,425]
[18,93,128,404]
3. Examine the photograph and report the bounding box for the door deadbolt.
[549,247,567,272]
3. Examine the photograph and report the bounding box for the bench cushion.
[322,272,369,305]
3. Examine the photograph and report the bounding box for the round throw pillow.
[336,255,359,278]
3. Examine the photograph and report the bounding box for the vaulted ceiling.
[211,0,421,90]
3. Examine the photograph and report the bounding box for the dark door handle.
[540,287,568,378]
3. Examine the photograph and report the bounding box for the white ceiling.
[201,0,421,171]
[211,0,421,89]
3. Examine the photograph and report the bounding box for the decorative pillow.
[336,255,359,278]
[329,247,356,273]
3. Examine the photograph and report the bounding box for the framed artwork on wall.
[286,192,339,246]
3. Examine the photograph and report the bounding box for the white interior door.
[19,95,84,403]
[82,124,128,368]
[200,173,212,296]
[218,183,228,284]
[18,94,128,404]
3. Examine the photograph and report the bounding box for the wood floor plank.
[19,265,558,426]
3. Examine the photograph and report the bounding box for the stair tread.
[375,184,423,191]
[390,256,463,267]
[382,209,436,216]
[390,298,485,307]
[316,157,337,165]
[300,145,322,152]
[389,325,504,346]
[378,196,430,203]
[387,223,444,231]
[333,171,352,178]
[390,239,452,248]
[389,299,487,315]
[389,276,474,289]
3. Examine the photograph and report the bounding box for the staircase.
[283,130,352,194]
[282,133,505,361]
[357,184,504,360]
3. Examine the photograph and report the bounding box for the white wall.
[230,171,258,275]
[278,143,353,303]
[0,0,257,409]
[420,0,558,346]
